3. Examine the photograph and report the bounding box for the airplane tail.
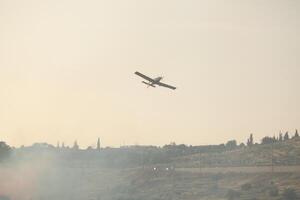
[142,81,155,87]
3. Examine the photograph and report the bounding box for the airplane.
[134,71,176,90]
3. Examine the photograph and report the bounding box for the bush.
[282,188,297,200]
[268,186,279,197]
[225,189,241,200]
[212,173,223,181]
[241,183,252,191]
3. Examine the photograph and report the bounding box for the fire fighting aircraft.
[134,71,176,90]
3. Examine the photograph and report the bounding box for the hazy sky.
[1,0,299,148]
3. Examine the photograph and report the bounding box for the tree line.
[261,129,299,145]
[0,129,299,166]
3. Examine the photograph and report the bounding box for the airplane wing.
[157,82,176,90]
[134,71,154,82]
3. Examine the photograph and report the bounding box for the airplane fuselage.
[152,77,163,85]
[142,77,163,88]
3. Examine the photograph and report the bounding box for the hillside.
[1,139,300,200]
[170,138,300,168]
[115,169,300,200]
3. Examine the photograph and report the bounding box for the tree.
[294,129,299,138]
[226,140,237,149]
[247,134,254,146]
[31,143,54,149]
[0,141,11,162]
[97,138,101,151]
[261,136,275,145]
[284,132,289,141]
[279,132,283,142]
[86,146,93,151]
[73,140,79,150]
